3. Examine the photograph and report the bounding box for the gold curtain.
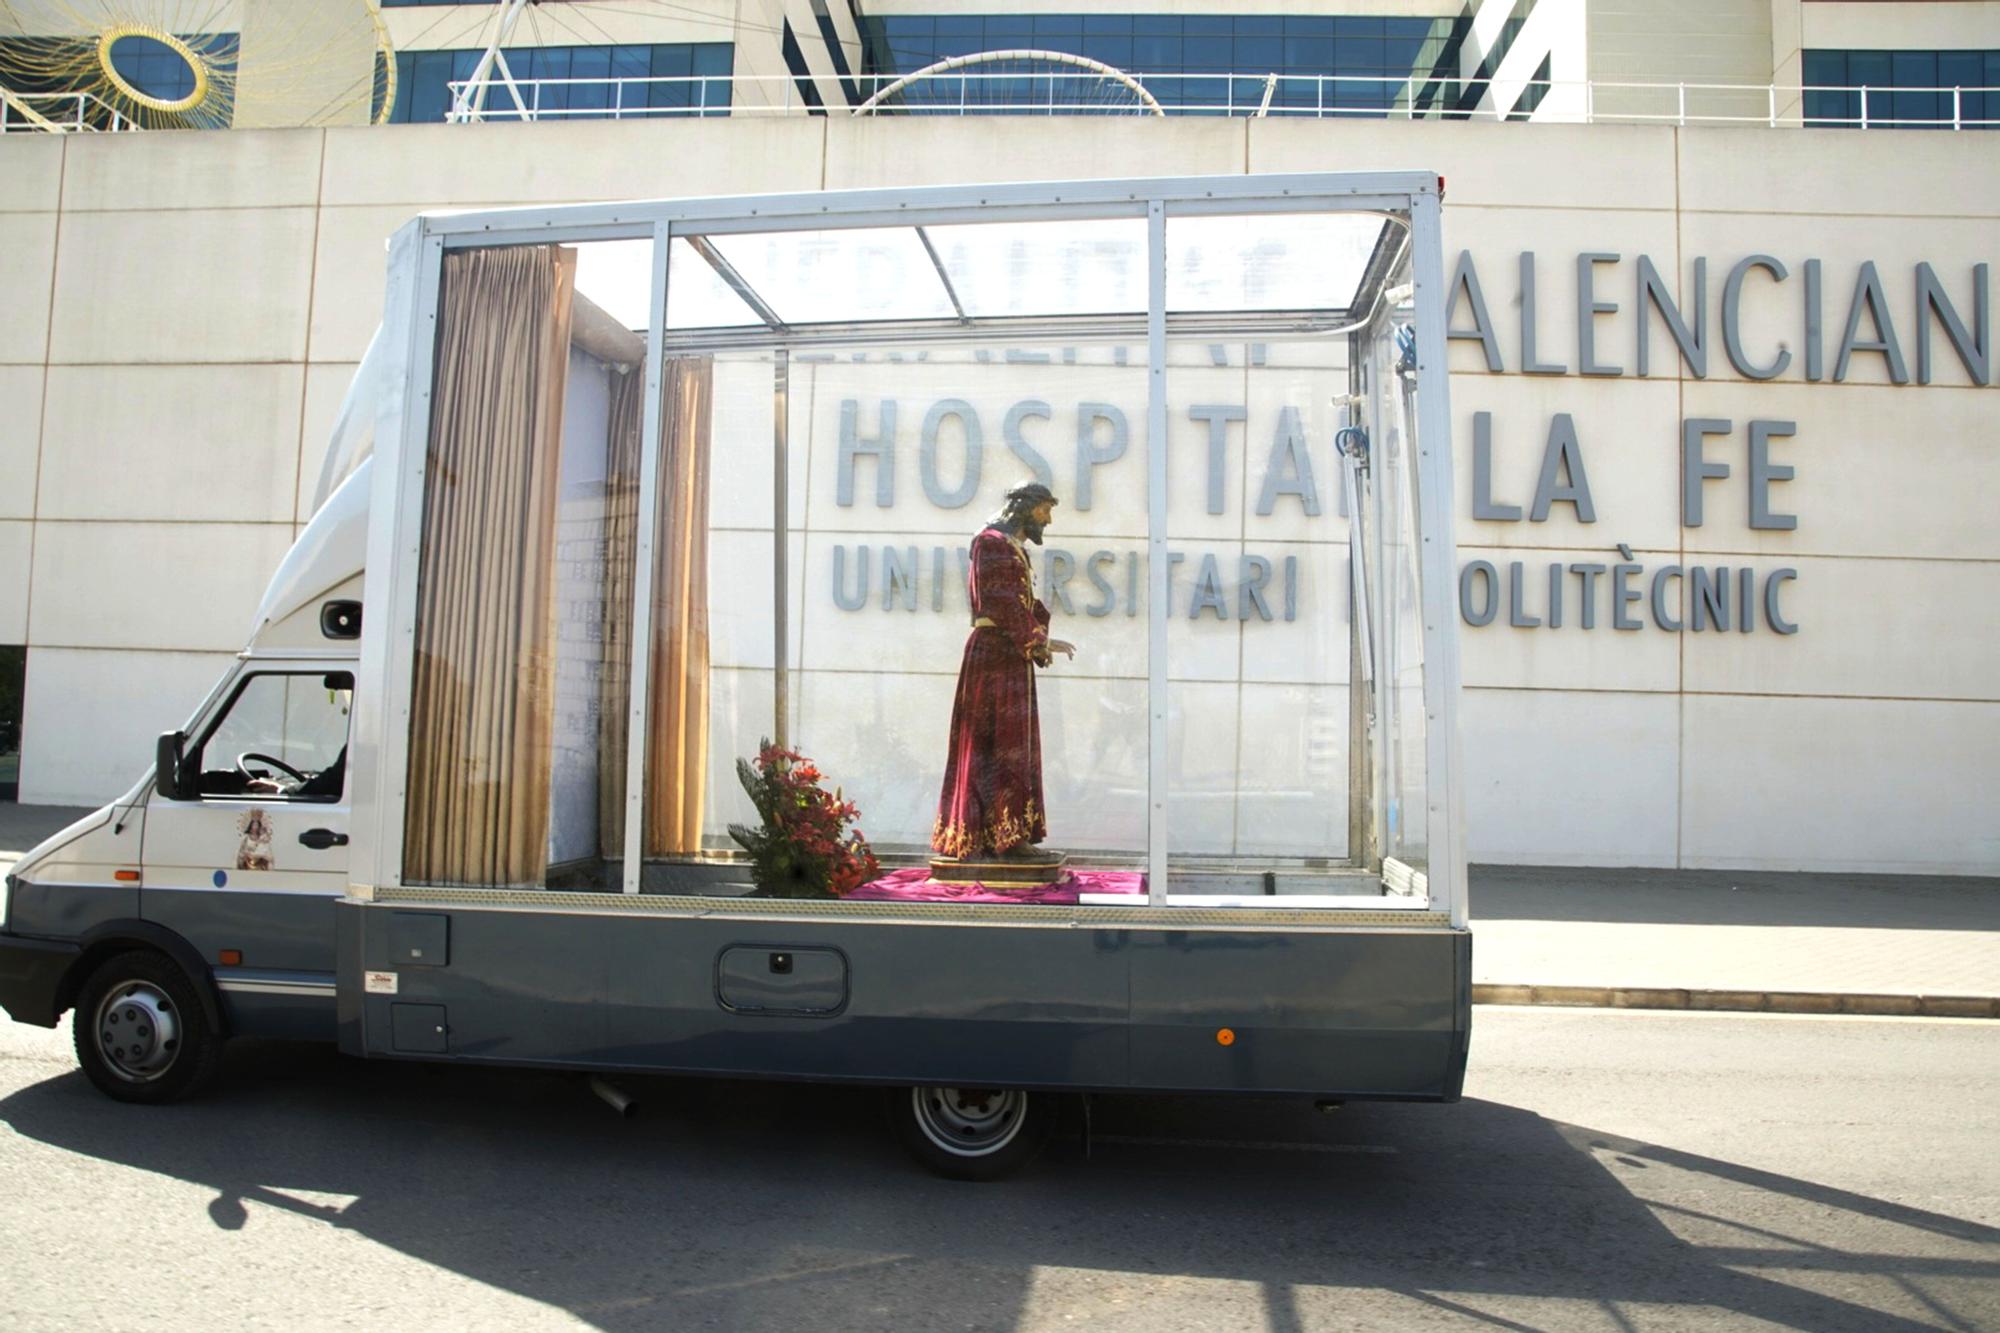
[597,357,713,861]
[404,245,576,887]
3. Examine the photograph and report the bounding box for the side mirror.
[155,731,189,801]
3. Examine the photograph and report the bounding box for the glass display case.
[373,173,1464,926]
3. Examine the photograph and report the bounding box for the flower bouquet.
[726,740,881,898]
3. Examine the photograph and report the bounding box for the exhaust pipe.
[591,1076,637,1118]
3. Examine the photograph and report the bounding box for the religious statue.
[930,482,1076,884]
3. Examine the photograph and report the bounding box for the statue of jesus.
[931,482,1075,872]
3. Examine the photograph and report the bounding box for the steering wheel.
[237,752,309,786]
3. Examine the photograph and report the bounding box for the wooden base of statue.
[929,849,1069,888]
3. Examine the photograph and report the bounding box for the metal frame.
[363,171,1463,924]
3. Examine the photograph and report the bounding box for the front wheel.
[890,1086,1054,1181]
[73,951,223,1104]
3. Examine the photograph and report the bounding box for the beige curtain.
[404,245,576,887]
[597,356,713,861]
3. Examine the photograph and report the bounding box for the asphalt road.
[0,1009,1993,1332]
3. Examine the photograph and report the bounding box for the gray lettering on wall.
[1576,251,1623,377]
[1508,561,1541,628]
[1084,549,1117,617]
[838,398,896,507]
[1075,402,1128,510]
[1256,406,1321,516]
[1189,403,1246,514]
[833,542,869,610]
[1690,565,1729,632]
[883,545,919,610]
[1190,553,1228,620]
[1529,414,1595,523]
[1612,560,1643,630]
[1915,262,1992,386]
[1804,258,1825,382]
[1569,563,1606,629]
[1681,417,1732,528]
[1520,251,1566,375]
[1722,255,1792,381]
[1448,250,1504,372]
[1239,555,1274,621]
[1651,565,1683,631]
[1449,250,1986,389]
[1836,261,1910,384]
[1471,412,1522,521]
[1747,419,1798,531]
[1045,548,1077,614]
[1460,560,1499,626]
[1002,399,1056,489]
[1454,556,1796,634]
[1636,254,1707,378]
[1765,568,1799,635]
[920,399,982,508]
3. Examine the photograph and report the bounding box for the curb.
[1471,984,2000,1019]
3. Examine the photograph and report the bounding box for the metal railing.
[440,71,2000,129]
[0,87,139,133]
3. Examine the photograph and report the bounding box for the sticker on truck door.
[235,809,273,871]
[364,971,399,995]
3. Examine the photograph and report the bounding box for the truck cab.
[0,436,370,1100]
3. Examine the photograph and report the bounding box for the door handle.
[299,828,349,850]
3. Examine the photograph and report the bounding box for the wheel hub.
[912,1086,1026,1157]
[94,983,179,1082]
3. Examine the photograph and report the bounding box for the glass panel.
[1160,211,1419,905]
[1165,213,1383,314]
[403,238,644,890]
[1158,329,1360,899]
[653,335,1152,902]
[194,673,352,802]
[664,237,764,331]
[704,228,956,325]
[926,217,1149,317]
[1364,259,1430,883]
[574,237,655,333]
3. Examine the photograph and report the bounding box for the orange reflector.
[218,949,242,966]
[1216,1028,1236,1046]
[113,869,140,882]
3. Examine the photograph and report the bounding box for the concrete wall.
[1,115,1993,873]
[1800,1,2000,51]
[1588,0,1775,123]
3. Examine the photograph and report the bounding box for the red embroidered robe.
[932,526,1050,857]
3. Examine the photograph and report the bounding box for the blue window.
[857,12,1447,116]
[389,42,733,121]
[1804,48,1998,128]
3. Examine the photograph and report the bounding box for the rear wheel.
[891,1085,1053,1181]
[72,950,223,1104]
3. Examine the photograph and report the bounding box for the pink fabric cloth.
[846,865,1146,905]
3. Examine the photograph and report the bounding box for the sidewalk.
[1471,865,2000,1018]
[5,803,1995,1017]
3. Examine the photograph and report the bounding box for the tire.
[890,1085,1054,1181]
[72,950,223,1104]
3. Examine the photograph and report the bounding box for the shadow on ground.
[4,1040,1994,1329]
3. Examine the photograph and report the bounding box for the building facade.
[0,1,1995,873]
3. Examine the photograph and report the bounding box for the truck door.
[141,668,353,1037]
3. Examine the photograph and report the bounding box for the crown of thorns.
[1002,483,1058,510]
